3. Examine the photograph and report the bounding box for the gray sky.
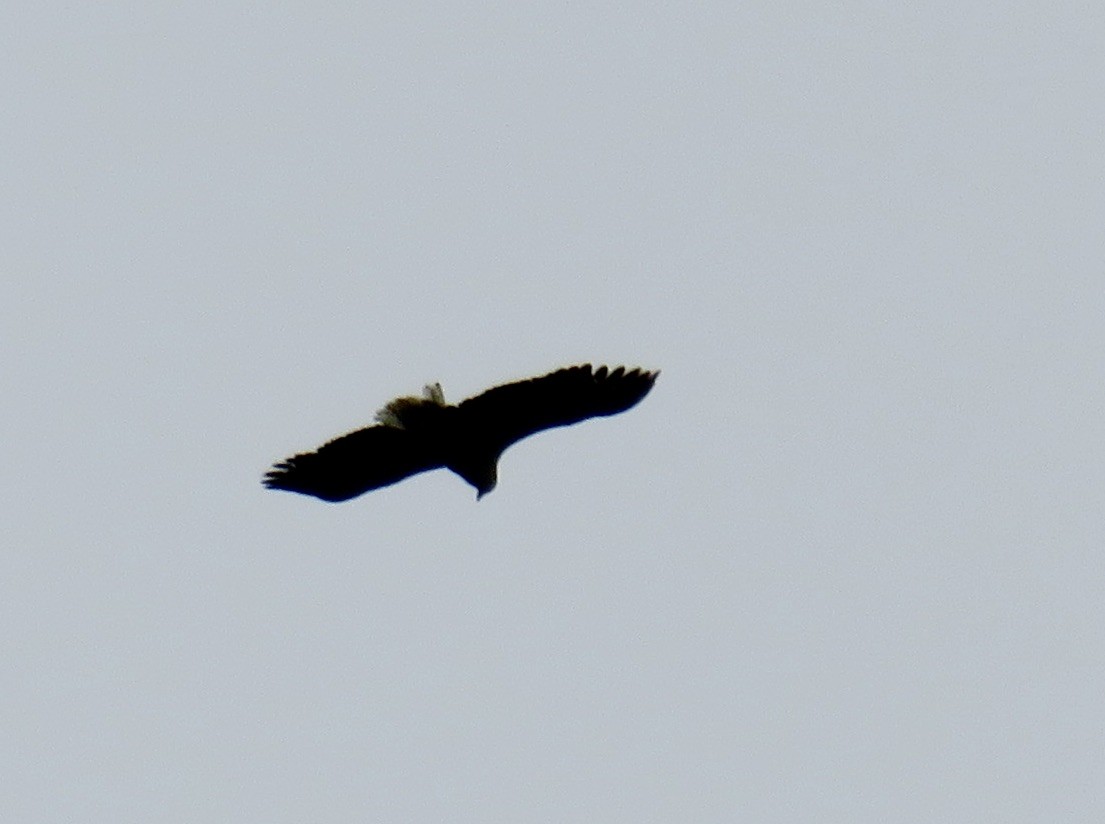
[4,2,1104,821]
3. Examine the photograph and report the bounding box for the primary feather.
[263,364,658,501]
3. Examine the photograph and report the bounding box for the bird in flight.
[263,364,658,501]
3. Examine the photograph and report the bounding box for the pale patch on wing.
[374,402,407,428]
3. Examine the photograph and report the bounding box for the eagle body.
[264,364,658,501]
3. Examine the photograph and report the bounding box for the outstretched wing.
[457,364,658,454]
[263,424,443,502]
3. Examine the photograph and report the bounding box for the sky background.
[4,2,1104,821]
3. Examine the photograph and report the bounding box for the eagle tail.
[374,382,447,429]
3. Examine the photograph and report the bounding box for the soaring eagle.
[263,364,658,501]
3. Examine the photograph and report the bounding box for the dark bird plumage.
[263,364,658,501]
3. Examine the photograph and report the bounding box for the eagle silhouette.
[263,364,658,501]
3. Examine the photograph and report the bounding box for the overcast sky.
[4,2,1104,821]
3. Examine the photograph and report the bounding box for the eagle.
[263,364,658,501]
